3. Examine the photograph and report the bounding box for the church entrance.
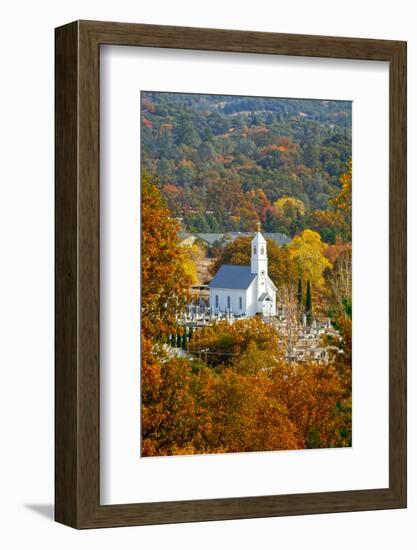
[262,297,273,317]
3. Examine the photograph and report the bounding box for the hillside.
[141,92,352,241]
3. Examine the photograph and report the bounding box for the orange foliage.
[162,182,182,195]
[142,316,351,456]
[190,318,282,365]
[271,361,346,448]
[324,241,351,265]
[332,160,351,212]
[259,138,298,158]
[141,174,192,340]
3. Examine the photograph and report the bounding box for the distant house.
[195,233,224,247]
[179,231,197,247]
[264,232,291,246]
[208,229,277,317]
[196,231,290,248]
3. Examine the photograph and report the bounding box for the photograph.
[0,1,407,541]
[140,91,352,457]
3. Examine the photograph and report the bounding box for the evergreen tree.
[264,209,276,232]
[297,278,303,308]
[305,279,312,324]
[175,117,201,147]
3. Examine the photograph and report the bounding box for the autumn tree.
[189,317,283,366]
[332,160,352,220]
[288,229,332,292]
[142,356,202,457]
[141,174,196,456]
[326,246,352,317]
[323,299,352,447]
[142,314,352,456]
[278,284,302,358]
[141,173,193,340]
[181,243,205,285]
[274,196,306,221]
[273,196,307,235]
[309,209,344,244]
[199,369,301,453]
[142,355,302,456]
[271,360,346,448]
[310,160,352,242]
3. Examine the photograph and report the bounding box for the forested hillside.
[141,92,351,242]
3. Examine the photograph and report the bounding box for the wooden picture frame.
[55,20,407,529]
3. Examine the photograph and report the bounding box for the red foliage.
[142,117,153,129]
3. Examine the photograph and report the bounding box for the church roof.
[208,265,257,290]
[196,232,290,247]
[196,233,224,245]
[264,232,291,246]
[258,292,273,302]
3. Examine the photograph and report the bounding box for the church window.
[227,296,231,309]
[215,295,219,308]
[261,246,265,255]
[254,245,257,255]
[239,296,243,309]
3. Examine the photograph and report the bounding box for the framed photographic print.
[55,20,407,528]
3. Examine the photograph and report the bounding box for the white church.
[208,227,277,317]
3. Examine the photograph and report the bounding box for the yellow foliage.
[288,229,332,289]
[181,244,203,285]
[274,196,306,221]
[332,159,352,214]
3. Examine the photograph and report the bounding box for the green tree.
[305,279,312,322]
[297,278,303,307]
[175,117,201,147]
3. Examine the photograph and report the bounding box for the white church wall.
[250,280,258,315]
[267,278,277,316]
[246,280,257,316]
[210,287,247,315]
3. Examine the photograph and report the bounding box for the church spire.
[251,224,267,275]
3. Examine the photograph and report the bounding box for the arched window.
[253,245,257,255]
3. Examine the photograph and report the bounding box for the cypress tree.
[305,279,312,324]
[176,333,182,348]
[297,278,303,307]
[182,333,187,349]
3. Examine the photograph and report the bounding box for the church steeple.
[251,223,268,276]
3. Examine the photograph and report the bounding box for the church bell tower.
[251,223,268,295]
